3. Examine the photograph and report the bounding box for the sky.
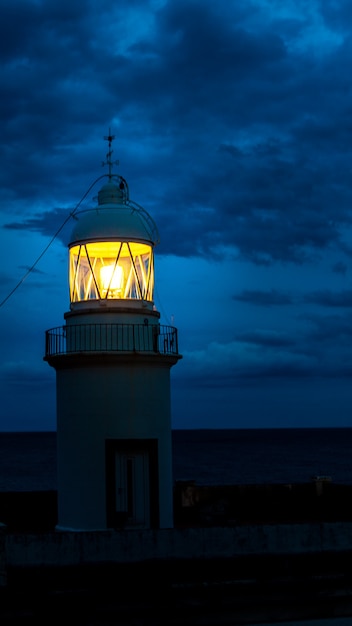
[2,0,352,430]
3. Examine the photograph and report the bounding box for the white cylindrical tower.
[44,136,181,531]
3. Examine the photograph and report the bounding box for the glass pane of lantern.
[69,241,154,302]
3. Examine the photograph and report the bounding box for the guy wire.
[0,175,106,309]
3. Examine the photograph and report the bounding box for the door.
[115,450,150,528]
[105,439,159,529]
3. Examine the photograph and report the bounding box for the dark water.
[172,428,352,486]
[1,428,352,492]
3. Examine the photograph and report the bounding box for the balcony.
[45,323,179,358]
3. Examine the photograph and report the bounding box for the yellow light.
[100,264,124,297]
[69,241,154,302]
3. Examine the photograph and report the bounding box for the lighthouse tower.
[44,134,181,531]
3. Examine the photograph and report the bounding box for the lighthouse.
[44,134,181,531]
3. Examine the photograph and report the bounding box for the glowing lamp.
[100,264,124,297]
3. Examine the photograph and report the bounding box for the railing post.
[174,328,178,354]
[153,325,159,353]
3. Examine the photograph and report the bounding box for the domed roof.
[69,177,159,246]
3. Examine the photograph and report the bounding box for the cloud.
[236,330,295,347]
[303,312,352,343]
[176,310,352,388]
[332,261,348,275]
[0,360,53,384]
[304,290,352,308]
[2,0,352,429]
[233,289,293,306]
[177,339,317,387]
[3,208,74,246]
[1,0,351,266]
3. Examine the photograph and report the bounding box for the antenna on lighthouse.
[102,128,119,180]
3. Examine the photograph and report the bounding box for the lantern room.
[68,178,158,308]
[69,240,154,302]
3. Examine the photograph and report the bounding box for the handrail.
[45,323,179,357]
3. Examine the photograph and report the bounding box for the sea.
[1,428,352,492]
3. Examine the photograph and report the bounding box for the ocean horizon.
[1,427,352,492]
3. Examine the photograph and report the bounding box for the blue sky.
[2,0,352,430]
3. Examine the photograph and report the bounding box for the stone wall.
[5,522,352,570]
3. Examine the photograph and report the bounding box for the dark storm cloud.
[178,337,316,387]
[320,0,352,32]
[304,290,352,308]
[233,287,352,311]
[236,330,295,348]
[134,1,352,263]
[332,261,348,275]
[304,313,352,343]
[233,289,293,306]
[2,0,352,430]
[19,266,45,275]
[177,306,352,388]
[4,208,74,245]
[177,277,352,388]
[1,0,352,266]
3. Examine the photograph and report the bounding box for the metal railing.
[45,323,179,357]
